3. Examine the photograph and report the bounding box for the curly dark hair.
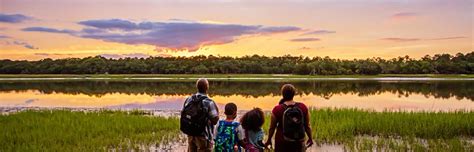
[240,108,265,132]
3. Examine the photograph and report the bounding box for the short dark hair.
[240,108,265,132]
[196,78,209,93]
[224,103,237,116]
[279,84,296,104]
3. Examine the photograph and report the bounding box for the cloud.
[381,36,466,42]
[0,34,39,49]
[427,36,467,40]
[13,41,39,49]
[22,27,75,34]
[290,38,321,42]
[100,53,151,59]
[78,19,139,31]
[298,47,311,50]
[22,19,301,51]
[0,13,32,23]
[34,53,50,56]
[390,12,418,21]
[0,35,10,39]
[34,53,74,56]
[380,38,420,42]
[301,30,336,35]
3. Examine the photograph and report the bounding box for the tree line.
[0,52,472,75]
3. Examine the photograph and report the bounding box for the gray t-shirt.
[183,92,219,141]
[247,128,265,149]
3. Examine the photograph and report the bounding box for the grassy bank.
[0,110,180,151]
[309,109,474,151]
[262,108,473,151]
[1,109,473,151]
[0,74,473,79]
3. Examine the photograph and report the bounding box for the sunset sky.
[0,0,472,60]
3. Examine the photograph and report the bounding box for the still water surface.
[0,80,473,111]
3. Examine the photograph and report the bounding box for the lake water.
[0,79,473,112]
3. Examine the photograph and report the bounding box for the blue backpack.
[214,120,241,152]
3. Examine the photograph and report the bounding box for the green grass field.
[308,108,474,151]
[0,110,180,151]
[1,109,473,151]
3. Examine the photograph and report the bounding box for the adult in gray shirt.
[183,78,219,152]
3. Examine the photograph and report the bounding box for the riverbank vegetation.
[0,52,472,75]
[310,108,474,151]
[1,109,472,151]
[0,110,180,151]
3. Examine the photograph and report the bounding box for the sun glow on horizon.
[0,0,472,60]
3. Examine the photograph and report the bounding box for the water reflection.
[0,80,473,111]
[0,80,473,100]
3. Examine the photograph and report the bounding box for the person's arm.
[264,113,277,148]
[208,100,219,125]
[237,125,246,147]
[304,108,313,148]
[256,129,265,148]
[213,122,219,139]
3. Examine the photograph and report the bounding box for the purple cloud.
[34,53,74,56]
[390,12,418,21]
[13,41,39,49]
[0,35,38,49]
[380,38,420,42]
[392,12,417,18]
[0,35,10,39]
[22,27,75,34]
[22,19,302,51]
[0,13,32,23]
[79,19,140,31]
[290,38,321,42]
[381,36,466,42]
[100,53,151,59]
[302,30,336,35]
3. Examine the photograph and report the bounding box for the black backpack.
[180,94,209,136]
[282,103,306,142]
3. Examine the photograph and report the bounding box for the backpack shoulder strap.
[232,121,240,126]
[280,103,288,110]
[293,102,300,107]
[218,120,225,125]
[192,94,208,102]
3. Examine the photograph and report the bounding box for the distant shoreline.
[0,74,472,81]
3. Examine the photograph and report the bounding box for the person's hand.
[264,139,272,149]
[306,139,314,148]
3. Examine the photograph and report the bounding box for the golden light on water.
[1,90,472,112]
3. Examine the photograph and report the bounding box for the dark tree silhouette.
[0,52,472,75]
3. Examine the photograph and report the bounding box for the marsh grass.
[1,109,472,151]
[310,108,473,151]
[0,110,180,151]
[263,108,473,151]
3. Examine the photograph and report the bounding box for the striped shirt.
[183,92,219,142]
